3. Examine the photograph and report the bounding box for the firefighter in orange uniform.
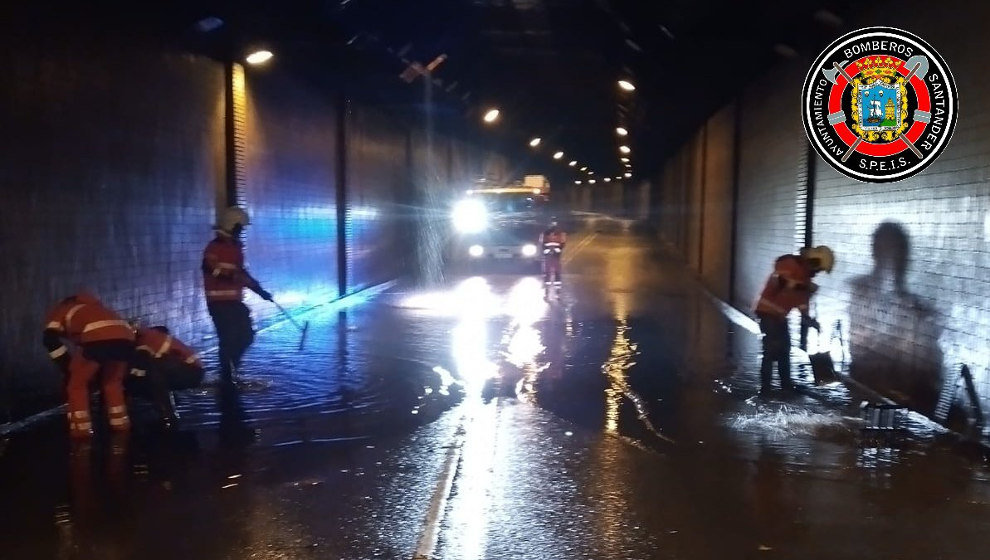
[754,246,834,393]
[130,325,205,429]
[540,217,567,286]
[42,293,136,438]
[203,206,273,380]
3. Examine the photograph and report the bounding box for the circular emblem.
[802,27,957,182]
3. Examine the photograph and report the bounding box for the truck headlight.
[452,199,487,233]
[469,245,484,257]
[521,244,538,257]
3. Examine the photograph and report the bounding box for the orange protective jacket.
[754,255,815,320]
[134,328,202,368]
[540,229,567,254]
[203,234,254,303]
[43,293,134,362]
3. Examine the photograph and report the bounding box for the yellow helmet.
[800,245,835,273]
[218,206,250,233]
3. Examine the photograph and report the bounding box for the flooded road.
[2,222,990,559]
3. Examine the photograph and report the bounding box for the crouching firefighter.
[129,325,205,430]
[540,217,567,286]
[203,206,273,380]
[43,293,136,438]
[754,246,834,393]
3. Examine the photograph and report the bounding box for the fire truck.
[448,175,550,271]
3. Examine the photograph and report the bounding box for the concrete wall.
[346,105,410,291]
[699,104,736,301]
[656,0,990,421]
[0,34,488,421]
[0,38,224,418]
[243,67,339,326]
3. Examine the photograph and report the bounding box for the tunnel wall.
[699,104,736,301]
[242,67,340,329]
[346,105,410,292]
[656,0,990,419]
[0,37,224,417]
[0,34,489,422]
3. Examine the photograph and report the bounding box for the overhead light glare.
[483,108,500,123]
[245,50,274,65]
[618,80,636,91]
[616,127,628,136]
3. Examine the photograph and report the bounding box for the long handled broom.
[273,301,310,350]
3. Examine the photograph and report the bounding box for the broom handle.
[273,301,306,332]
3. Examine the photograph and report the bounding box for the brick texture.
[733,62,808,311]
[811,0,990,417]
[241,68,339,325]
[0,37,490,422]
[656,0,990,422]
[0,39,223,418]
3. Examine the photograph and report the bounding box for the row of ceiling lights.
[482,80,636,185]
[240,50,635,187]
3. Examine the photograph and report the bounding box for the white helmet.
[800,245,835,273]
[218,206,250,234]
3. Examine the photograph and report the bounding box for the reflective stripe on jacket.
[203,235,246,302]
[135,328,201,366]
[754,255,814,319]
[44,293,135,345]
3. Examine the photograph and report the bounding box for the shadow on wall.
[847,221,943,414]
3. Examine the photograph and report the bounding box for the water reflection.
[603,320,635,435]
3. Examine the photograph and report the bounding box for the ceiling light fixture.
[245,50,274,65]
[483,108,500,123]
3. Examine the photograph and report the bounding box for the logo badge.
[802,27,957,182]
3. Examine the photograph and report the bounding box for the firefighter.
[203,206,273,380]
[130,325,205,429]
[43,293,136,438]
[754,246,834,393]
[540,217,567,286]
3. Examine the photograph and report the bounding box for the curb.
[697,279,990,452]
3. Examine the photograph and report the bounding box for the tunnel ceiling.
[8,0,854,179]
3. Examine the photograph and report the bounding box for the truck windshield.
[474,193,548,215]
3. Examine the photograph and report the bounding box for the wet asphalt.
[2,221,990,559]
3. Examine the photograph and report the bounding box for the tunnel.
[1,1,989,558]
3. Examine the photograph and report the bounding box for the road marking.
[563,232,597,265]
[412,417,465,560]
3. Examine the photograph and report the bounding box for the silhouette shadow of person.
[847,221,944,414]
